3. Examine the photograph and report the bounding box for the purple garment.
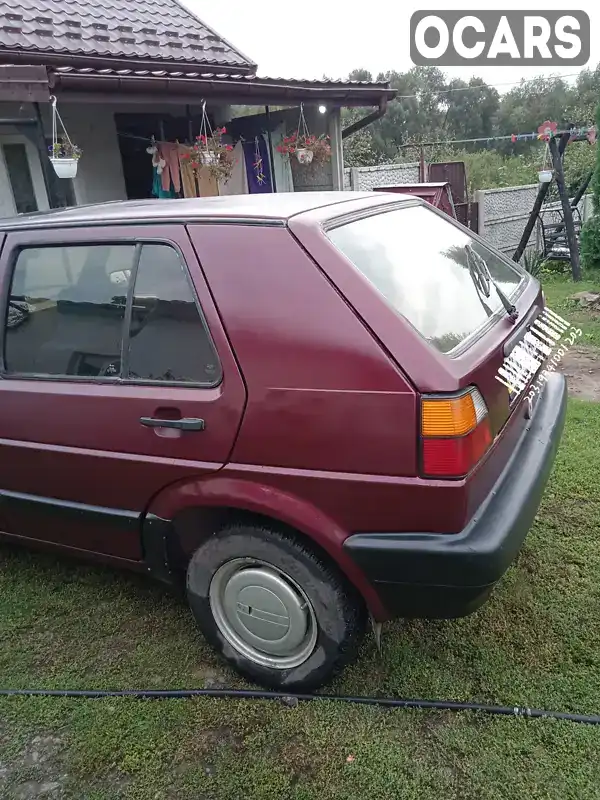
[242,137,272,193]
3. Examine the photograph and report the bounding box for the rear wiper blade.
[465,245,519,323]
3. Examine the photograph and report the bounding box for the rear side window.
[327,204,525,354]
[4,242,220,385]
[126,244,221,384]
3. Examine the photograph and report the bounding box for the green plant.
[540,258,570,275]
[581,215,600,270]
[580,102,600,270]
[592,101,600,213]
[49,140,81,159]
[520,249,545,278]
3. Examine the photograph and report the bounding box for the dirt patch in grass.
[0,734,65,799]
[557,345,600,401]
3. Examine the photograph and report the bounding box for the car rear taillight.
[420,387,492,477]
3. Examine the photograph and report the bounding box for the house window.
[2,143,38,214]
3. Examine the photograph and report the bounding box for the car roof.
[0,192,410,231]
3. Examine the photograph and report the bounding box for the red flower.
[537,120,558,141]
[225,144,233,151]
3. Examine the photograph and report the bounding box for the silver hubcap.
[209,558,318,669]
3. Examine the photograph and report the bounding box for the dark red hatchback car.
[0,192,566,689]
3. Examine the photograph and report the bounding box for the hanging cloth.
[269,126,294,193]
[242,137,272,193]
[152,166,176,199]
[218,141,249,195]
[197,166,219,197]
[178,145,198,198]
[158,142,181,194]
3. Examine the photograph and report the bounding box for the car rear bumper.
[343,373,567,620]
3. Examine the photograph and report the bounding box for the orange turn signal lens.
[421,392,478,437]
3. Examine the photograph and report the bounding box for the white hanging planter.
[48,96,81,180]
[50,157,79,179]
[538,169,553,184]
[296,147,314,165]
[200,151,219,166]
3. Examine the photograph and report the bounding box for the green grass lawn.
[1,397,600,799]
[542,271,600,345]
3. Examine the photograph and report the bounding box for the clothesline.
[145,131,293,200]
[117,130,276,146]
[399,125,597,149]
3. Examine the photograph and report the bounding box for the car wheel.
[186,524,366,691]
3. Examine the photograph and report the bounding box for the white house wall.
[1,101,126,215]
[60,104,127,205]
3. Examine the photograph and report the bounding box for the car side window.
[5,244,135,377]
[126,244,221,385]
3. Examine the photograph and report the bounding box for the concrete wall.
[343,162,421,191]
[475,184,539,255]
[476,184,592,256]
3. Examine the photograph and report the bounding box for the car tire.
[186,524,366,691]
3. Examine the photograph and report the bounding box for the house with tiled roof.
[0,0,394,215]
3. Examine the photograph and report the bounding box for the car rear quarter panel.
[180,219,510,543]
[188,223,417,477]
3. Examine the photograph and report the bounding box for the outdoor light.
[318,105,327,114]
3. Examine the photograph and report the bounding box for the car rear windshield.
[327,204,526,354]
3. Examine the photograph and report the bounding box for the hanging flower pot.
[48,97,81,179]
[538,169,553,184]
[50,157,79,179]
[276,103,331,168]
[190,125,234,182]
[295,147,314,165]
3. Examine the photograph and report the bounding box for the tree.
[580,102,600,270]
[340,62,599,192]
[496,76,575,154]
[347,68,374,82]
[443,78,499,143]
[566,65,600,126]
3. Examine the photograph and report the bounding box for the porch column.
[328,108,344,191]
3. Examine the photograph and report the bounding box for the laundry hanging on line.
[137,129,293,199]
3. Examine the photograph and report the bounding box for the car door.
[0,224,246,561]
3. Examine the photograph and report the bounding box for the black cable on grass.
[0,688,599,726]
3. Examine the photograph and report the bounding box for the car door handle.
[140,417,205,431]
